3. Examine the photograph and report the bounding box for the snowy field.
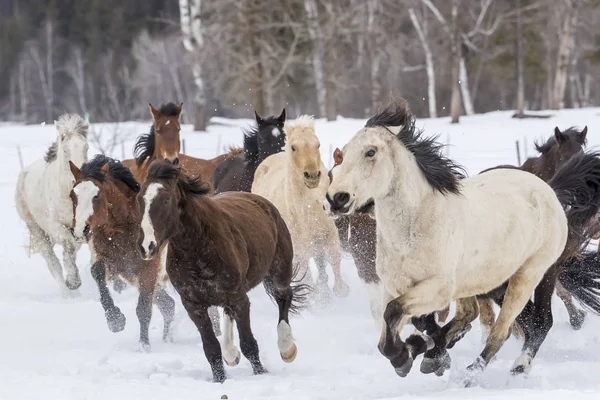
[2,107,600,399]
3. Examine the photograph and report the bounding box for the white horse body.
[375,167,567,308]
[15,115,89,296]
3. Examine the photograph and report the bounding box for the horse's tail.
[559,251,600,315]
[263,263,312,316]
[548,151,600,242]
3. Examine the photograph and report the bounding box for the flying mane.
[147,160,211,198]
[81,154,140,193]
[134,103,182,167]
[365,99,467,195]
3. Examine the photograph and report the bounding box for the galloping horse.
[212,109,286,193]
[137,160,306,382]
[15,114,89,296]
[252,115,349,300]
[325,97,600,385]
[69,155,174,351]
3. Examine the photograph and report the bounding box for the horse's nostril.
[83,224,90,235]
[173,157,180,165]
[317,171,322,177]
[303,171,310,179]
[333,192,350,208]
[149,242,156,254]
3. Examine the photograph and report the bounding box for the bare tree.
[65,46,89,115]
[304,0,327,118]
[551,0,581,109]
[180,0,208,130]
[408,7,437,118]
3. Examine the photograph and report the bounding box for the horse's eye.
[366,149,376,158]
[93,195,99,201]
[291,146,296,152]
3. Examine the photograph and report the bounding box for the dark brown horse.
[69,155,174,351]
[137,159,307,382]
[212,109,286,193]
[478,125,589,331]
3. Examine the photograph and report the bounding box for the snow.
[2,108,600,399]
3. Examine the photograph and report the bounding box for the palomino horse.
[324,97,600,385]
[69,155,174,351]
[137,159,306,383]
[122,101,232,334]
[477,126,589,336]
[252,115,349,300]
[15,114,89,296]
[212,109,286,193]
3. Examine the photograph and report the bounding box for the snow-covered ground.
[2,108,600,400]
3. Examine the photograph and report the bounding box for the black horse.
[212,109,286,193]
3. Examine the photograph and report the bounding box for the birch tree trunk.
[459,57,474,115]
[515,0,525,117]
[408,8,437,118]
[551,0,580,110]
[450,1,461,123]
[367,0,383,113]
[180,0,207,130]
[304,0,327,118]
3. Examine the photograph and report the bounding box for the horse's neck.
[173,197,222,254]
[55,152,76,194]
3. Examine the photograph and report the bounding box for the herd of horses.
[14,97,600,387]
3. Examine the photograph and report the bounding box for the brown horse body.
[137,160,306,382]
[69,155,174,350]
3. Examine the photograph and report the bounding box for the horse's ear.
[554,127,566,144]
[149,103,161,121]
[69,161,83,181]
[581,126,588,141]
[100,163,109,175]
[176,102,184,118]
[278,108,286,122]
[255,110,265,125]
[386,125,403,136]
[333,147,343,166]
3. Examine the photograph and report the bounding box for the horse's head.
[69,155,140,243]
[285,115,322,189]
[137,159,209,260]
[255,108,286,156]
[54,114,89,168]
[149,102,183,164]
[325,97,464,216]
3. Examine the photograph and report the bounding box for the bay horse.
[69,155,174,351]
[212,109,287,193]
[252,115,349,300]
[477,126,589,335]
[137,159,306,383]
[15,114,89,297]
[122,101,233,334]
[324,97,600,384]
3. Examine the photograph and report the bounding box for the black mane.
[366,99,466,195]
[535,127,588,154]
[44,142,58,163]
[147,160,211,197]
[134,102,182,167]
[81,154,140,193]
[242,126,260,163]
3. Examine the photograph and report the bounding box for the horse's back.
[251,152,286,199]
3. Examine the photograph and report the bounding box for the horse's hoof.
[570,310,586,330]
[421,350,451,375]
[65,276,81,290]
[212,372,226,383]
[135,342,151,353]
[333,281,350,297]
[281,343,298,363]
[393,356,413,378]
[252,364,268,375]
[106,308,126,332]
[112,278,127,293]
[510,354,532,375]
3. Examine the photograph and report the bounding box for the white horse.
[15,114,89,297]
[252,115,349,300]
[324,98,600,384]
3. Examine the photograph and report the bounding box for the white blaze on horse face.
[272,127,281,137]
[141,183,163,253]
[73,181,99,239]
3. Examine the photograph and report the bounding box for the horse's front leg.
[380,277,453,378]
[90,261,126,333]
[136,261,161,352]
[60,230,81,290]
[325,236,349,297]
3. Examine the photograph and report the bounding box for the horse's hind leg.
[556,280,585,330]
[230,294,267,375]
[28,223,69,296]
[511,263,561,375]
[478,298,497,342]
[313,252,333,300]
[154,286,175,343]
[264,275,299,363]
[325,234,349,297]
[90,261,126,333]
[464,264,548,384]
